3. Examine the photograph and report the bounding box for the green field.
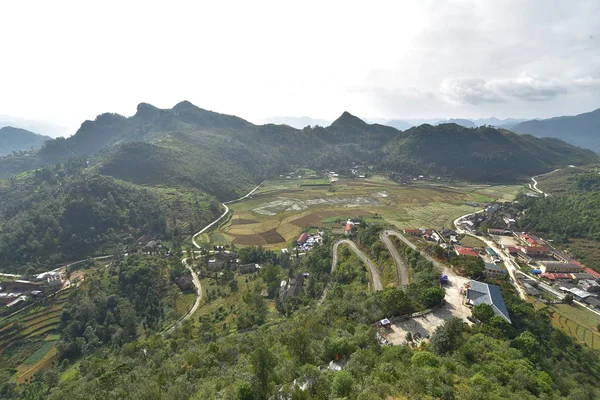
[214,176,526,248]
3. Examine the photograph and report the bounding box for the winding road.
[332,239,383,291]
[162,257,203,335]
[380,230,409,287]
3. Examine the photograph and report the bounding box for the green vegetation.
[0,162,220,274]
[5,240,600,399]
[0,127,50,157]
[518,165,600,269]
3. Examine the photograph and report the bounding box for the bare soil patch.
[231,234,266,246]
[261,229,286,244]
[231,218,259,225]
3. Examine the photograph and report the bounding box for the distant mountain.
[260,116,331,129]
[471,117,527,127]
[437,118,477,128]
[0,126,51,156]
[0,102,595,196]
[0,116,69,138]
[384,119,412,131]
[511,109,600,153]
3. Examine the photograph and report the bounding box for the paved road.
[192,181,265,249]
[332,239,383,291]
[162,257,203,336]
[454,213,527,300]
[380,230,409,287]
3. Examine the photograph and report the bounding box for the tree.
[379,287,411,317]
[331,370,353,398]
[251,346,276,399]
[430,317,465,355]
[472,304,495,323]
[422,287,445,309]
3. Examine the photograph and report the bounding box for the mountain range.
[0,126,51,156]
[511,108,600,153]
[0,101,595,201]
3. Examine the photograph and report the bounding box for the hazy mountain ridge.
[0,126,51,156]
[511,108,600,152]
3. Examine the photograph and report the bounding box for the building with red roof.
[454,246,479,257]
[584,267,600,280]
[297,233,309,245]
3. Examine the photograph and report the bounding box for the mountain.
[384,119,412,131]
[383,123,597,182]
[511,108,600,153]
[471,117,528,127]
[0,126,51,156]
[259,116,331,129]
[0,115,69,138]
[438,118,477,128]
[0,102,595,196]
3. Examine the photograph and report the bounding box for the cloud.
[440,75,600,105]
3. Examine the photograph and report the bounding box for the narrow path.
[162,257,203,336]
[380,230,409,287]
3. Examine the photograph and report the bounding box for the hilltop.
[0,126,51,156]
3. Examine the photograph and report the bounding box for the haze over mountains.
[511,108,600,153]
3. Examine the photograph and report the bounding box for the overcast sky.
[1,0,599,134]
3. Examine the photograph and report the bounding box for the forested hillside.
[0,161,221,274]
[0,102,595,195]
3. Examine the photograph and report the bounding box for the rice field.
[212,176,525,249]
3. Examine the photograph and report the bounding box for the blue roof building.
[465,280,512,323]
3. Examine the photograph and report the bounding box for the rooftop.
[465,280,511,323]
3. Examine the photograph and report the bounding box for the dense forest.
[0,161,221,274]
[4,241,600,399]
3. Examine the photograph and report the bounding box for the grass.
[59,363,80,384]
[175,292,197,319]
[459,235,487,248]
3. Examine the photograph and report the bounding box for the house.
[504,246,519,255]
[562,287,595,300]
[455,246,479,257]
[541,273,574,281]
[515,233,544,247]
[441,228,457,237]
[45,274,62,288]
[552,250,573,262]
[484,263,507,278]
[344,220,354,236]
[1,280,40,292]
[297,233,309,245]
[485,247,500,260]
[584,267,600,281]
[571,272,595,281]
[176,274,194,290]
[239,263,259,274]
[464,280,512,323]
[579,279,600,293]
[516,251,534,264]
[539,261,583,274]
[6,296,27,308]
[143,240,162,251]
[583,296,600,310]
[519,246,548,255]
[523,282,541,297]
[404,229,421,236]
[280,273,305,301]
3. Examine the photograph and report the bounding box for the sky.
[1,0,599,135]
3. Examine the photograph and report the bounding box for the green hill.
[0,126,50,156]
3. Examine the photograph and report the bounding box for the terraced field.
[0,289,70,383]
[213,177,526,249]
